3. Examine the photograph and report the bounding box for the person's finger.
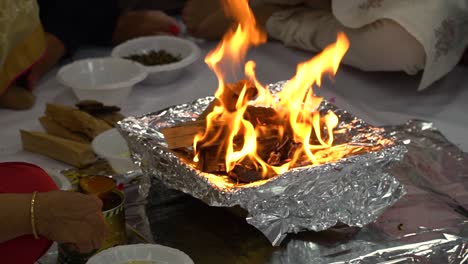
[90,195,103,210]
[149,12,179,33]
[145,24,177,35]
[169,24,180,36]
[94,214,108,241]
[89,214,107,250]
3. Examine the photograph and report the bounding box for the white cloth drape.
[260,0,468,90]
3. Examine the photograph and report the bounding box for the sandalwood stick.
[39,116,90,143]
[21,130,96,168]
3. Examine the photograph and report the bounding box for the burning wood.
[161,120,206,149]
[161,98,280,150]
[162,82,344,183]
[160,0,372,183]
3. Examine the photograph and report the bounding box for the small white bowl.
[86,244,194,264]
[92,128,140,174]
[57,57,147,105]
[111,36,201,85]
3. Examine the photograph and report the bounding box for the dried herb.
[76,100,120,115]
[124,50,182,66]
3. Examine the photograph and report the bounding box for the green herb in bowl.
[124,50,182,66]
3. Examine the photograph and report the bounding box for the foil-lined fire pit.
[118,81,406,245]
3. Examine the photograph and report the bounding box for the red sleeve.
[0,162,58,264]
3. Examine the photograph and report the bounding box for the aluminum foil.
[265,120,468,263]
[140,121,467,263]
[37,119,468,263]
[118,81,406,246]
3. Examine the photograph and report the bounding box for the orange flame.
[194,0,351,179]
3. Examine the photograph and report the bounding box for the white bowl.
[86,244,194,264]
[57,57,147,105]
[92,128,140,174]
[111,36,201,85]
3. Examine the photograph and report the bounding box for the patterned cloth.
[260,0,468,90]
[0,0,40,67]
[0,0,45,94]
[332,0,468,90]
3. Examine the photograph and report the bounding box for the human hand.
[35,191,107,253]
[113,10,180,44]
[182,0,224,37]
[182,0,283,40]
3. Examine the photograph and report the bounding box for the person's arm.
[183,0,285,40]
[0,191,107,253]
[0,194,33,243]
[112,10,179,44]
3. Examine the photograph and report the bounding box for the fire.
[194,0,352,180]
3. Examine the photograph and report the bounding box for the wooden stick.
[197,99,219,121]
[197,80,258,121]
[244,105,279,126]
[198,145,226,173]
[45,103,112,139]
[39,116,90,143]
[94,112,126,127]
[21,130,96,168]
[163,105,280,150]
[160,120,207,149]
[221,80,257,112]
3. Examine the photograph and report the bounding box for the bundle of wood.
[21,101,125,168]
[161,80,329,183]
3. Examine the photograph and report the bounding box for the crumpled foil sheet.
[117,81,406,245]
[264,120,468,263]
[141,121,467,264]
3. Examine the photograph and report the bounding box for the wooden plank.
[160,120,207,149]
[39,116,90,143]
[197,99,220,121]
[198,145,226,173]
[94,112,126,127]
[45,103,112,139]
[21,130,96,168]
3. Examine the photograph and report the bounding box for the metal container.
[57,190,127,264]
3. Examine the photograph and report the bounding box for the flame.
[194,0,352,180]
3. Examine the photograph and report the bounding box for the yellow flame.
[194,0,352,180]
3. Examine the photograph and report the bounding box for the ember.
[162,0,387,183]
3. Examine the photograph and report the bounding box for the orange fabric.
[0,162,58,264]
[0,25,46,95]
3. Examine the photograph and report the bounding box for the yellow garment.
[0,0,46,95]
